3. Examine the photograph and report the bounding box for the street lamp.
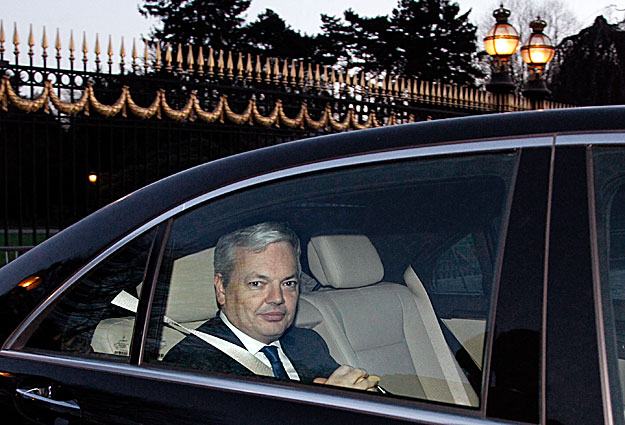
[521,17,555,99]
[484,4,520,94]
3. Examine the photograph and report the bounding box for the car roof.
[2,105,624,296]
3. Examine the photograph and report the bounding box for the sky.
[2,1,624,62]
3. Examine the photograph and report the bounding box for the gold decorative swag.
[0,76,396,131]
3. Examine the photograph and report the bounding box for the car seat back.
[296,234,477,405]
[92,248,217,360]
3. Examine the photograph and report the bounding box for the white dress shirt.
[220,311,300,380]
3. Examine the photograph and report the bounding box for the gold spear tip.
[13,22,20,45]
[55,28,61,50]
[41,26,48,49]
[28,24,34,46]
[82,31,88,53]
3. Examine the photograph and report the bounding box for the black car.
[1,106,624,425]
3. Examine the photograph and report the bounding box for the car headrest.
[165,247,218,323]
[307,235,384,289]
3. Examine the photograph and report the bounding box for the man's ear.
[214,273,226,307]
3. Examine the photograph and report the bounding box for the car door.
[0,136,553,425]
[561,134,625,425]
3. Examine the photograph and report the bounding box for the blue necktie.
[261,345,289,379]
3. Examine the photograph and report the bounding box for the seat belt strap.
[111,290,273,377]
[403,267,472,406]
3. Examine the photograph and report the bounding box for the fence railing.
[0,20,572,117]
[0,245,32,267]
[0,22,574,268]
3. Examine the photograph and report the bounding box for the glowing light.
[484,24,519,56]
[88,173,98,184]
[521,18,555,67]
[18,276,41,291]
[484,5,520,57]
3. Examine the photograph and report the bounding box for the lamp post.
[484,5,520,94]
[520,17,555,100]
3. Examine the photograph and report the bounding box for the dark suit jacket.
[162,316,339,383]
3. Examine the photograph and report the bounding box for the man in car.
[164,222,379,390]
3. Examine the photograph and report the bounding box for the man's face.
[215,241,299,344]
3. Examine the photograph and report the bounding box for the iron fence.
[0,23,573,266]
[0,245,32,267]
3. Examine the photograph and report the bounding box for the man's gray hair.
[214,222,301,286]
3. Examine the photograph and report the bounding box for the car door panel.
[0,351,509,425]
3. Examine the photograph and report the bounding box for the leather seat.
[296,235,478,406]
[91,248,217,360]
[158,248,217,358]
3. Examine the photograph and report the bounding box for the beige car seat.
[158,248,217,358]
[91,248,217,360]
[295,235,478,406]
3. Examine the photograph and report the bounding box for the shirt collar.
[220,311,282,355]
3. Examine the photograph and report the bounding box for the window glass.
[429,233,490,372]
[143,152,516,408]
[593,147,625,421]
[23,229,156,360]
[432,234,484,296]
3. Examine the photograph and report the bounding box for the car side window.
[142,151,517,409]
[593,147,625,420]
[22,229,156,360]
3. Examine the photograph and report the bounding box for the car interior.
[90,233,483,405]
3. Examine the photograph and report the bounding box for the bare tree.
[478,0,580,47]
[476,1,581,87]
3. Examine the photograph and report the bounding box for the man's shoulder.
[161,316,251,375]
[285,326,320,337]
[163,316,231,358]
[195,316,226,333]
[282,326,339,379]
[282,326,327,348]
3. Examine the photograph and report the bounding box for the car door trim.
[555,133,625,146]
[132,220,172,365]
[0,350,507,425]
[15,387,81,412]
[540,135,557,424]
[586,146,615,425]
[479,144,523,418]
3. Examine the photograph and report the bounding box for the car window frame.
[4,136,552,351]
[588,143,625,425]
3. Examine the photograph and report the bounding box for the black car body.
[1,106,625,424]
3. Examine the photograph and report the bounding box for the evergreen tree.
[390,0,482,84]
[316,0,482,85]
[139,0,251,51]
[314,14,355,66]
[242,9,317,61]
[140,0,482,85]
[550,16,625,105]
[315,11,392,69]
